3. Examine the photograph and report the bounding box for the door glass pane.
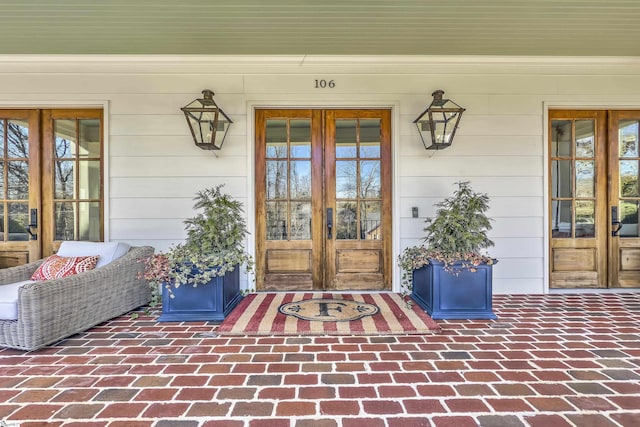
[78,161,101,199]
[336,201,357,240]
[575,120,595,157]
[620,200,640,237]
[290,202,311,240]
[290,119,311,158]
[266,201,287,240]
[7,161,28,199]
[619,120,639,157]
[7,120,29,158]
[335,120,357,158]
[0,120,4,151]
[551,160,572,198]
[54,202,75,241]
[360,119,381,158]
[575,201,595,238]
[78,202,101,240]
[78,119,101,158]
[55,119,76,158]
[266,161,287,199]
[551,120,572,157]
[55,161,75,199]
[7,202,28,241]
[336,161,357,199]
[551,200,572,238]
[620,160,639,197]
[361,201,381,240]
[575,160,594,198]
[290,161,311,199]
[360,161,381,198]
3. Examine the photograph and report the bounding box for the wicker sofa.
[0,245,153,351]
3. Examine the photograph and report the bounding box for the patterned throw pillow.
[30,254,100,281]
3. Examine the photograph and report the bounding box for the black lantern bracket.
[413,89,465,151]
[181,89,233,151]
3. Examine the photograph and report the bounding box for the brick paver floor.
[0,293,639,426]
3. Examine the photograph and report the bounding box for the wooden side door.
[0,110,41,267]
[609,110,640,288]
[549,110,608,288]
[0,108,104,268]
[255,108,392,291]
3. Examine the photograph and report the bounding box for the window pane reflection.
[290,161,311,199]
[266,201,288,240]
[290,202,311,240]
[290,119,311,158]
[266,119,287,158]
[55,161,75,199]
[336,120,357,158]
[360,161,380,198]
[55,119,76,158]
[620,200,640,237]
[78,161,101,199]
[7,161,28,199]
[551,200,572,238]
[575,160,594,198]
[7,202,28,241]
[79,119,101,158]
[7,120,29,158]
[551,120,572,157]
[575,120,595,157]
[78,201,101,240]
[336,201,357,239]
[55,202,76,241]
[360,119,380,158]
[619,120,639,158]
[360,201,381,240]
[266,161,287,199]
[551,160,572,198]
[336,161,357,199]
[620,160,639,197]
[575,200,595,238]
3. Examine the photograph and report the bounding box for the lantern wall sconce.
[413,90,465,150]
[181,89,233,150]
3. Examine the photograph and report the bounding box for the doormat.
[217,292,441,336]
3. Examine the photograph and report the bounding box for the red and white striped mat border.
[217,292,441,336]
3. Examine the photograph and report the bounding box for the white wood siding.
[2,56,640,293]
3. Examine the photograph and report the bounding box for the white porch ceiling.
[1,0,639,56]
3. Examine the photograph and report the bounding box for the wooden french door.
[549,109,640,288]
[0,109,104,268]
[255,109,392,291]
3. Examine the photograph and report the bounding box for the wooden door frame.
[250,104,398,291]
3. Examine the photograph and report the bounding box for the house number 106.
[314,79,335,89]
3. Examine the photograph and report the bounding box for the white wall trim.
[245,99,402,292]
[2,54,640,66]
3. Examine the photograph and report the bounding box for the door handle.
[27,208,38,240]
[327,208,333,239]
[612,206,622,237]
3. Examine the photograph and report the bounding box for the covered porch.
[0,292,638,426]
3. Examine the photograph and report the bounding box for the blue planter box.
[411,261,497,320]
[158,266,243,322]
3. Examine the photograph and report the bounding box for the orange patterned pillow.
[30,254,100,281]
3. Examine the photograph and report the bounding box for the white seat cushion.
[56,241,131,268]
[0,280,35,320]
